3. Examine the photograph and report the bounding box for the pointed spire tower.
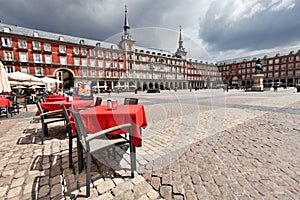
[119,5,135,51]
[175,26,187,59]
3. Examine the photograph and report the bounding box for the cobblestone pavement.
[0,88,299,199]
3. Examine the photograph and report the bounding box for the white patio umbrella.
[0,61,12,93]
[8,71,42,82]
[41,76,62,92]
[41,76,62,84]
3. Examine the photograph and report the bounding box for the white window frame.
[98,60,103,68]
[32,41,41,50]
[21,66,29,74]
[82,58,87,66]
[60,56,67,65]
[1,37,12,47]
[4,51,13,61]
[74,57,80,66]
[106,61,110,68]
[35,67,43,76]
[105,52,110,59]
[91,70,96,77]
[44,43,51,52]
[82,70,87,77]
[106,71,110,77]
[18,39,27,49]
[19,52,28,62]
[5,66,14,73]
[90,59,96,67]
[81,48,86,56]
[119,62,124,69]
[73,47,79,55]
[97,50,103,58]
[59,45,66,53]
[45,55,52,64]
[90,49,95,57]
[33,54,42,63]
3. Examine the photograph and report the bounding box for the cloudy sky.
[0,0,299,61]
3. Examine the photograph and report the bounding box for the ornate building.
[0,8,221,92]
[217,50,300,88]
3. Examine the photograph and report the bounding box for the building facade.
[217,50,300,88]
[0,8,221,92]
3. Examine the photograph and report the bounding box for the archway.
[55,69,74,91]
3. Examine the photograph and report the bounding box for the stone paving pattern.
[0,88,299,199]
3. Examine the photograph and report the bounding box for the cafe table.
[37,99,94,115]
[78,105,148,147]
[0,97,12,118]
[45,96,67,102]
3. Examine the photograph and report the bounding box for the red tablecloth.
[47,94,64,98]
[0,98,12,107]
[45,97,67,102]
[37,100,94,115]
[75,105,147,147]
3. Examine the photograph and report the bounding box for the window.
[81,48,86,55]
[296,70,300,76]
[98,60,103,68]
[106,71,110,77]
[281,57,287,63]
[268,72,272,77]
[18,39,27,49]
[32,41,41,50]
[3,27,11,33]
[119,62,124,69]
[19,52,28,62]
[112,62,117,68]
[21,66,29,74]
[97,50,103,58]
[35,67,43,76]
[105,52,110,59]
[1,37,12,47]
[73,47,79,55]
[4,51,13,61]
[59,45,66,53]
[281,71,286,76]
[274,58,280,64]
[45,55,52,64]
[44,43,51,52]
[60,56,67,65]
[113,71,118,77]
[33,32,39,37]
[33,54,42,63]
[74,57,80,66]
[82,70,87,77]
[112,52,117,59]
[288,56,294,62]
[90,59,95,67]
[90,49,95,57]
[288,63,294,69]
[274,72,279,77]
[91,70,96,77]
[5,66,14,73]
[120,72,124,78]
[119,53,124,60]
[82,58,87,66]
[268,59,273,65]
[106,61,110,68]
[288,71,293,76]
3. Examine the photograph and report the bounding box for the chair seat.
[87,135,127,154]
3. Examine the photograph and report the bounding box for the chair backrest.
[60,104,73,136]
[17,95,26,104]
[94,97,102,106]
[69,107,89,152]
[124,98,139,105]
[36,101,43,115]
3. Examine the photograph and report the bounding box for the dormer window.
[58,36,64,41]
[79,39,85,45]
[3,27,11,33]
[96,42,101,47]
[33,32,39,37]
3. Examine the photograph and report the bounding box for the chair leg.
[86,152,91,197]
[77,137,84,173]
[41,123,45,145]
[69,133,73,169]
[129,132,136,178]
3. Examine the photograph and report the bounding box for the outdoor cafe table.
[77,105,148,147]
[0,97,12,118]
[38,100,94,114]
[45,96,67,102]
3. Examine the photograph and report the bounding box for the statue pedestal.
[252,74,264,91]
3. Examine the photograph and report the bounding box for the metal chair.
[69,107,136,197]
[124,97,139,105]
[36,101,65,144]
[60,104,83,169]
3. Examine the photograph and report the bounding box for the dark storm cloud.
[1,0,299,61]
[199,0,300,52]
